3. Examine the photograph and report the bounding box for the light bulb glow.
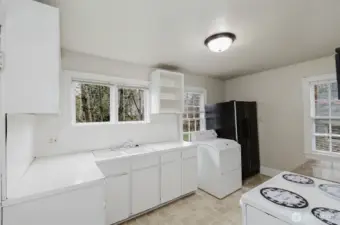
[204,32,236,53]
[207,37,232,53]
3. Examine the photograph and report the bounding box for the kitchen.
[0,0,340,225]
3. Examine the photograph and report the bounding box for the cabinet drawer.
[246,205,289,225]
[97,159,130,177]
[161,151,181,163]
[132,155,159,170]
[182,148,197,159]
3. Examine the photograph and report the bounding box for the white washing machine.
[192,130,242,199]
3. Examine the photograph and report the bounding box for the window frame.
[303,73,340,161]
[183,87,207,141]
[69,71,150,125]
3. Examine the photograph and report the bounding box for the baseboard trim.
[260,166,282,177]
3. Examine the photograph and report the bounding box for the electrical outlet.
[48,137,57,143]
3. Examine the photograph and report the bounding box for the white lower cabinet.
[3,184,106,225]
[131,166,160,214]
[105,175,130,225]
[97,146,198,223]
[161,160,181,203]
[182,157,198,195]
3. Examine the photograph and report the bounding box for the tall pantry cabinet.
[2,0,60,114]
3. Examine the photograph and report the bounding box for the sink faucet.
[110,139,135,151]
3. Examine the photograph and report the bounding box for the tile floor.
[123,174,270,225]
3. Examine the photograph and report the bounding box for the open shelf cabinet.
[150,69,184,114]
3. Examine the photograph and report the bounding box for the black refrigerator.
[205,101,260,180]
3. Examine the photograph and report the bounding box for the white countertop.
[93,141,196,164]
[145,141,196,151]
[4,141,196,206]
[5,152,104,206]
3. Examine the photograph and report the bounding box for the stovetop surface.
[241,172,340,225]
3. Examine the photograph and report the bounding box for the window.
[118,87,145,122]
[183,90,206,141]
[309,79,340,154]
[74,82,111,123]
[73,81,148,124]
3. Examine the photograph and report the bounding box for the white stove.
[240,172,340,225]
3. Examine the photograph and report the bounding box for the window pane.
[183,120,189,132]
[195,120,200,131]
[183,133,190,142]
[185,93,194,105]
[315,136,330,152]
[315,119,329,134]
[193,94,200,106]
[331,120,340,135]
[118,88,145,122]
[315,83,329,100]
[331,100,340,117]
[183,91,205,142]
[315,100,329,116]
[315,83,329,116]
[332,136,340,153]
[189,120,195,132]
[331,82,338,100]
[74,82,110,123]
[188,106,195,113]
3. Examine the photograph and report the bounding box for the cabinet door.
[161,160,181,203]
[131,166,160,215]
[106,175,130,225]
[4,184,106,225]
[182,157,198,195]
[3,0,60,113]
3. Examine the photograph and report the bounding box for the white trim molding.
[65,70,150,88]
[260,166,282,177]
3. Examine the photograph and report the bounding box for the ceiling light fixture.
[204,32,236,53]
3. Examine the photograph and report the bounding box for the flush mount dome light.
[204,32,236,53]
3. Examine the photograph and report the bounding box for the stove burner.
[312,207,340,225]
[282,174,314,185]
[319,184,340,200]
[260,187,309,209]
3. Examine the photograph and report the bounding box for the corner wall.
[224,56,335,171]
[6,115,35,192]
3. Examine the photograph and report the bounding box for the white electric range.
[240,172,340,225]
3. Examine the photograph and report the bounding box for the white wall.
[6,115,35,193]
[34,50,225,157]
[62,50,225,104]
[224,56,335,171]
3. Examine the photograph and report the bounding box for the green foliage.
[76,83,110,123]
[118,88,144,122]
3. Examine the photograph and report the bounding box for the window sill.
[72,120,151,126]
[305,151,340,162]
[117,120,150,125]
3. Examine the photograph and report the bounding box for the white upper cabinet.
[0,1,4,25]
[150,69,184,114]
[2,0,60,114]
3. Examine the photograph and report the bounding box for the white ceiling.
[55,0,340,78]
